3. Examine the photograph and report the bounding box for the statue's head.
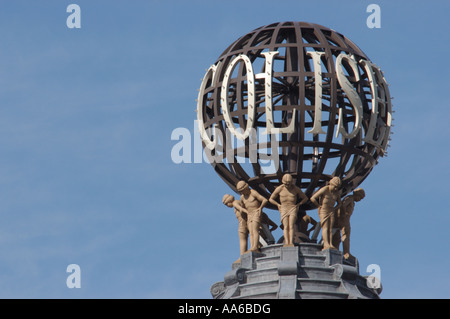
[329,177,342,192]
[282,174,294,188]
[222,194,235,207]
[353,188,366,202]
[236,181,250,195]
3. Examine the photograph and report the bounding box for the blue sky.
[0,0,448,298]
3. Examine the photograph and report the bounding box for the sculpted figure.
[259,212,278,246]
[222,194,249,259]
[269,174,308,247]
[236,181,268,252]
[310,177,342,250]
[332,188,365,259]
[293,210,318,244]
[223,193,278,259]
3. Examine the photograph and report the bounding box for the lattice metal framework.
[197,21,392,210]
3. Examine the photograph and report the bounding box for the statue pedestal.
[211,243,381,299]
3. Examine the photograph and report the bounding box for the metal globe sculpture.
[197,21,392,210]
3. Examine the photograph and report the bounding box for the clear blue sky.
[0,0,448,298]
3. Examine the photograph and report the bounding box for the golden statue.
[332,188,365,259]
[293,210,318,244]
[223,193,278,259]
[310,177,342,250]
[222,194,249,259]
[269,174,308,247]
[259,212,278,246]
[236,181,268,252]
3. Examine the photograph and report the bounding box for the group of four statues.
[222,174,365,261]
